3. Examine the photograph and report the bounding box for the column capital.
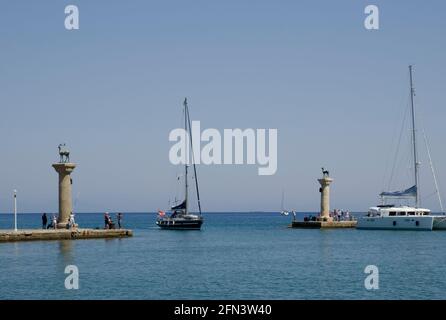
[52,163,76,174]
[318,177,333,186]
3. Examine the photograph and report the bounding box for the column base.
[56,223,79,230]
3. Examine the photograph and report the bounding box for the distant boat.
[358,66,445,231]
[156,98,204,230]
[279,190,297,219]
[280,190,289,216]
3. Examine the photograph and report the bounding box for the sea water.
[0,212,445,300]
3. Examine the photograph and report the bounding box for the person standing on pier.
[52,215,57,230]
[42,213,48,229]
[69,212,76,229]
[117,212,123,229]
[104,212,111,229]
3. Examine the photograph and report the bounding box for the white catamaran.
[357,66,446,231]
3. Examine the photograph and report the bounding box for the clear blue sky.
[1,0,445,213]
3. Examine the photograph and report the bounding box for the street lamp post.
[13,189,17,232]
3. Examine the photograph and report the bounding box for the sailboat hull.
[156,217,203,230]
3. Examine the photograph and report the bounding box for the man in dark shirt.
[104,212,110,229]
[42,213,48,229]
[117,213,122,229]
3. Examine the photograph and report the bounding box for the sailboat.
[280,190,289,216]
[357,66,445,231]
[156,98,204,230]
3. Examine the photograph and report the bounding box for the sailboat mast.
[281,189,284,211]
[185,100,202,215]
[184,98,189,214]
[409,65,420,207]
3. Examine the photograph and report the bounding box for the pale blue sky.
[1,0,445,213]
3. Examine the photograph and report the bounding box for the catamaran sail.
[380,185,417,198]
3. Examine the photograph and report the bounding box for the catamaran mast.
[184,98,189,214]
[409,65,420,207]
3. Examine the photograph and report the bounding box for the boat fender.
[416,221,420,226]
[393,221,397,226]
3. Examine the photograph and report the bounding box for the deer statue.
[321,167,329,178]
[58,144,70,163]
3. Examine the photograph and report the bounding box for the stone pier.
[52,162,76,229]
[291,170,357,229]
[0,229,133,242]
[0,147,134,243]
[290,221,357,229]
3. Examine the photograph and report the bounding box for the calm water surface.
[0,212,445,299]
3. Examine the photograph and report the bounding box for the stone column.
[318,176,333,221]
[52,163,76,229]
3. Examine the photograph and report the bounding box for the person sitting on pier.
[104,212,116,229]
[108,217,116,229]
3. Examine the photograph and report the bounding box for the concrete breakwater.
[0,228,133,242]
[290,221,357,229]
[0,147,134,243]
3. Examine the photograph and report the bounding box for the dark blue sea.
[1,212,445,300]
